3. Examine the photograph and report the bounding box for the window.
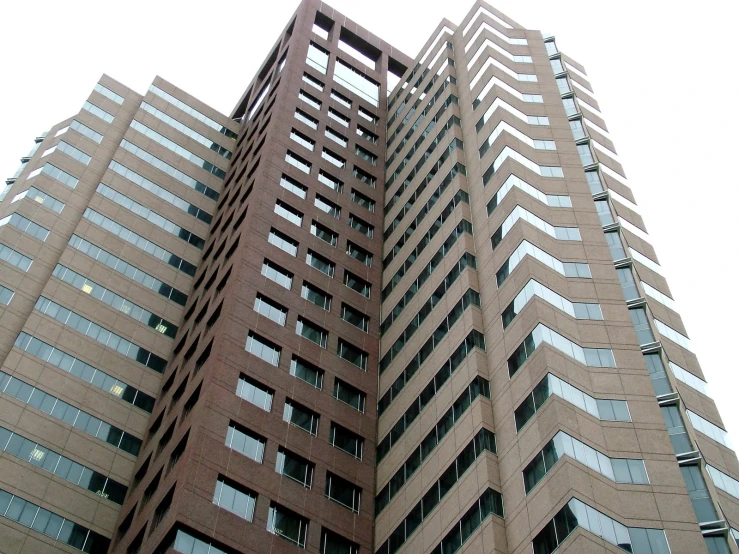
[268,228,299,256]
[594,199,614,225]
[583,171,603,195]
[27,163,78,188]
[562,97,578,116]
[274,200,303,226]
[550,58,565,74]
[261,260,293,289]
[605,231,626,260]
[70,120,103,143]
[0,243,32,272]
[254,294,288,326]
[523,430,648,494]
[283,399,319,435]
[290,356,324,389]
[267,502,309,547]
[325,474,361,513]
[358,106,379,124]
[306,250,335,277]
[346,241,372,266]
[330,423,364,458]
[344,271,370,297]
[318,170,343,192]
[290,128,315,151]
[680,465,718,524]
[0,214,49,241]
[298,89,321,110]
[295,108,319,130]
[337,340,368,370]
[532,497,670,554]
[307,41,330,74]
[577,143,595,166]
[236,376,274,414]
[630,307,655,345]
[322,148,346,168]
[280,174,308,199]
[276,448,314,488]
[349,190,374,213]
[501,279,602,328]
[341,303,369,332]
[303,72,324,91]
[333,58,380,106]
[83,101,114,122]
[570,118,586,140]
[356,125,378,144]
[296,317,328,348]
[95,82,124,103]
[328,108,350,127]
[321,529,359,554]
[353,166,376,187]
[348,214,373,238]
[333,379,365,412]
[12,186,64,213]
[314,194,341,217]
[325,127,348,147]
[301,282,331,310]
[246,331,281,366]
[286,150,311,174]
[354,144,377,165]
[225,422,266,463]
[311,221,338,246]
[528,115,550,126]
[661,405,692,455]
[212,477,256,521]
[330,89,352,108]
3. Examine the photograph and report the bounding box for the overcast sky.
[2,0,738,442]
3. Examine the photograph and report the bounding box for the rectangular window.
[352,189,375,213]
[290,129,315,151]
[328,108,350,127]
[274,200,303,226]
[314,194,341,218]
[301,282,332,310]
[307,41,330,74]
[341,303,369,332]
[325,127,348,147]
[70,120,103,143]
[354,145,377,165]
[322,529,359,554]
[279,174,307,199]
[296,317,328,348]
[262,260,293,289]
[325,473,361,513]
[83,101,114,123]
[294,108,319,130]
[290,356,324,389]
[353,166,376,187]
[254,294,288,326]
[268,228,299,256]
[95,83,124,104]
[12,186,64,213]
[302,72,324,91]
[283,399,320,435]
[0,244,32,272]
[0,214,49,241]
[225,422,266,463]
[267,502,309,548]
[306,250,335,277]
[333,59,380,106]
[311,221,338,246]
[237,375,274,412]
[27,163,78,188]
[322,148,346,168]
[346,241,372,266]
[330,89,352,108]
[333,379,366,412]
[630,307,655,345]
[358,106,379,124]
[330,423,364,459]
[349,214,373,238]
[318,170,343,192]
[337,340,368,370]
[298,89,322,110]
[276,448,314,488]
[356,125,378,144]
[246,331,281,366]
[212,477,257,521]
[344,271,370,297]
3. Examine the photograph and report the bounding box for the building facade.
[0,1,737,554]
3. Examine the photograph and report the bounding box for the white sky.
[2,0,739,443]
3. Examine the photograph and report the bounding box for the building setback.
[0,1,737,553]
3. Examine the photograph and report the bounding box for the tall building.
[0,1,737,554]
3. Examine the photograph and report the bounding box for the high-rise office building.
[0,1,737,553]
